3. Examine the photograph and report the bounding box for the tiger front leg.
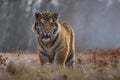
[39,53,48,65]
[54,47,69,67]
[39,53,45,65]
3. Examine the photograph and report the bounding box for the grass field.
[0,48,120,80]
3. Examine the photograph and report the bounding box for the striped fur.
[32,11,75,66]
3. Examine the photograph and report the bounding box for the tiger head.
[33,11,60,42]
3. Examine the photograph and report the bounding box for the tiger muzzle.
[42,32,51,39]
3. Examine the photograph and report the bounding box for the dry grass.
[0,48,120,80]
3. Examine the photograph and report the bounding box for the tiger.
[32,11,75,67]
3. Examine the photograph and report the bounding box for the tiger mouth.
[42,35,51,39]
[41,33,57,43]
[42,35,51,42]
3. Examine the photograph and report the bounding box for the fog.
[0,0,120,52]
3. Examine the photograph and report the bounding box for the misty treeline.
[0,0,120,52]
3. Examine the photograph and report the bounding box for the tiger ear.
[53,12,59,20]
[35,11,42,19]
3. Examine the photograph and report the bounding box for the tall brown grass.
[0,48,120,80]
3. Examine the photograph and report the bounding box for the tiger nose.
[45,31,49,33]
[44,31,50,35]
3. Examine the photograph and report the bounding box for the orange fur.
[32,11,75,66]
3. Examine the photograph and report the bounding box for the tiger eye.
[36,26,41,31]
[40,18,45,23]
[49,18,54,23]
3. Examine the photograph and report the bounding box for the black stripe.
[34,22,37,31]
[53,41,62,52]
[41,40,46,47]
[40,43,47,53]
[40,51,51,60]
[66,50,73,62]
[50,34,59,47]
[53,25,58,34]
[49,41,63,63]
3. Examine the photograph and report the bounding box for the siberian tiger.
[32,11,75,66]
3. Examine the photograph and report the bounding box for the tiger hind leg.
[65,50,75,66]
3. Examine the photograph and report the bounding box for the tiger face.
[34,11,60,42]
